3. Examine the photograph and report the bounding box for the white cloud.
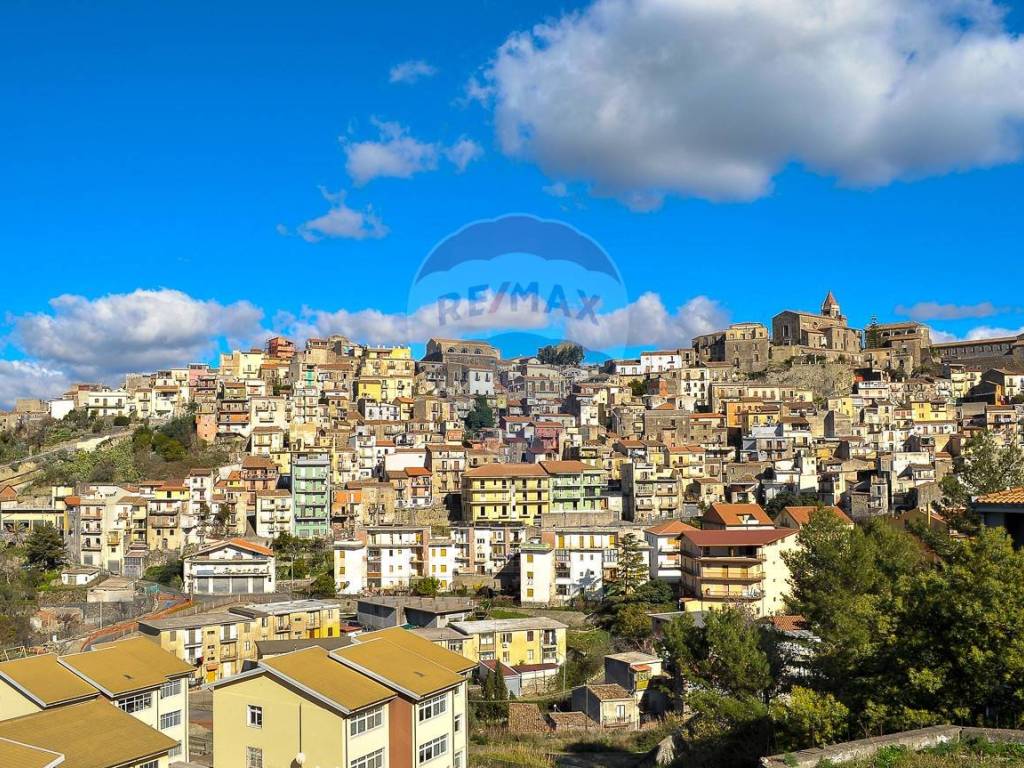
[565,293,727,349]
[282,291,727,351]
[927,328,959,344]
[543,181,569,198]
[964,325,1024,340]
[483,0,1024,207]
[0,361,71,409]
[389,59,438,84]
[896,301,1008,320]
[926,324,1024,343]
[297,188,389,242]
[344,120,440,186]
[343,120,484,185]
[9,289,266,383]
[445,138,484,172]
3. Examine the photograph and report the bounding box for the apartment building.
[539,460,607,515]
[446,617,567,668]
[212,627,472,768]
[520,527,645,605]
[183,539,276,595]
[621,462,682,522]
[292,451,332,538]
[461,463,550,524]
[643,519,692,583]
[450,523,528,576]
[139,599,349,683]
[0,637,192,760]
[0,698,179,768]
[677,527,799,618]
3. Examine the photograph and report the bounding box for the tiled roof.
[976,487,1024,505]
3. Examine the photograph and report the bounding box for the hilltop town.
[2,292,1024,768]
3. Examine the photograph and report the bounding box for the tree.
[701,608,773,700]
[537,341,584,367]
[764,490,820,519]
[771,687,849,750]
[25,525,67,570]
[604,533,647,601]
[941,431,1024,533]
[464,395,495,433]
[628,379,646,398]
[412,576,441,597]
[896,527,1024,727]
[658,612,703,711]
[610,602,654,649]
[865,315,881,349]
[307,572,337,598]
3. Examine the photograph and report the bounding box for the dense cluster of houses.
[3,292,1024,613]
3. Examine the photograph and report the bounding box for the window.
[169,743,182,758]
[247,705,263,728]
[139,761,159,768]
[454,713,463,734]
[246,746,264,768]
[418,692,447,722]
[350,748,385,768]
[418,734,448,764]
[454,752,463,768]
[350,706,383,736]
[160,679,182,699]
[117,692,151,713]
[160,710,182,730]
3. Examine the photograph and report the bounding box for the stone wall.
[761,725,1024,768]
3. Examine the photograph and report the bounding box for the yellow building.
[0,698,178,768]
[444,618,568,668]
[461,463,550,524]
[0,637,193,761]
[213,627,473,768]
[139,599,350,683]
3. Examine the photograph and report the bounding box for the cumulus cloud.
[343,120,483,185]
[9,289,266,384]
[389,59,438,84]
[297,188,389,242]
[281,291,727,351]
[926,324,1024,343]
[964,325,1024,340]
[565,293,727,349]
[0,361,71,409]
[344,120,440,186]
[445,138,484,172]
[896,300,1009,320]
[483,0,1024,207]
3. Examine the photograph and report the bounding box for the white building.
[183,539,276,595]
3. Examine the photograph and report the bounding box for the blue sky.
[2,0,1024,403]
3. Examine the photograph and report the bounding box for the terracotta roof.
[705,502,773,527]
[463,463,547,478]
[538,460,589,475]
[770,614,811,633]
[190,538,273,558]
[0,485,17,501]
[0,699,177,768]
[586,683,632,701]
[645,519,695,536]
[782,505,853,527]
[976,487,1024,505]
[679,528,799,547]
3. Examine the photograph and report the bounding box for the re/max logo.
[436,281,600,325]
